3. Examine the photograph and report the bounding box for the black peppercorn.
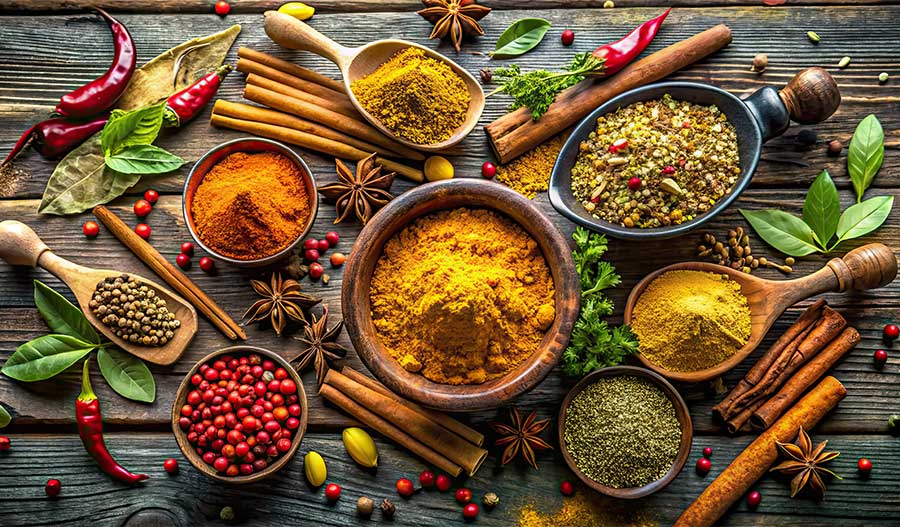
[796,129,818,146]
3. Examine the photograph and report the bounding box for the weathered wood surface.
[1,3,899,526]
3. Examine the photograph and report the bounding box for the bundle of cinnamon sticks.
[211,47,424,182]
[713,299,859,433]
[320,367,488,477]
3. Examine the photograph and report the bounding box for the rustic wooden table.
[1,1,899,525]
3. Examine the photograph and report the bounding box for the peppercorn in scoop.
[90,274,181,346]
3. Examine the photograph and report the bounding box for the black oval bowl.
[549,82,764,240]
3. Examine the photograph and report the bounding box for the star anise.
[417,0,492,52]
[489,407,552,469]
[293,305,349,386]
[317,154,394,225]
[770,426,841,499]
[241,273,321,336]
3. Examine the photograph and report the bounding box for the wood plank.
[0,432,897,526]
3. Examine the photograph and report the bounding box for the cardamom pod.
[304,451,327,487]
[342,427,379,468]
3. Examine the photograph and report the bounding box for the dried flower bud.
[482,492,500,509]
[381,498,396,519]
[827,140,842,156]
[479,68,492,84]
[750,53,768,73]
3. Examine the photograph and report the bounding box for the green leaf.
[490,18,552,59]
[848,114,884,202]
[33,280,99,344]
[834,195,894,245]
[740,209,821,257]
[97,346,156,403]
[38,134,142,215]
[100,102,166,157]
[105,144,185,174]
[0,404,10,428]
[1,335,96,382]
[802,170,840,248]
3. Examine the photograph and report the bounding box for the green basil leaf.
[848,114,884,202]
[97,346,156,403]
[33,280,100,344]
[1,335,96,382]
[802,170,840,248]
[39,135,142,215]
[0,404,10,428]
[100,101,166,157]
[835,195,894,244]
[490,18,552,58]
[105,144,185,175]
[740,209,821,257]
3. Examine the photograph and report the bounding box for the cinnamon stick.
[723,398,765,435]
[210,113,424,182]
[91,205,246,341]
[213,100,402,159]
[319,383,462,477]
[246,73,358,119]
[324,369,488,476]
[237,56,349,104]
[238,47,346,94]
[244,83,425,162]
[342,367,485,447]
[674,376,846,527]
[752,327,860,430]
[485,24,733,164]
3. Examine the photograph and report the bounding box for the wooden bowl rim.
[623,261,768,383]
[556,365,693,499]
[171,345,308,484]
[182,137,319,268]
[342,179,580,411]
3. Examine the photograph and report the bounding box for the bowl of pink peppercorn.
[172,346,307,484]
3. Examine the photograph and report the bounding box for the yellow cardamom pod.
[277,2,315,20]
[304,451,327,487]
[342,427,378,468]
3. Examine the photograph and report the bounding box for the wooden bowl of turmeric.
[183,137,318,267]
[342,179,580,412]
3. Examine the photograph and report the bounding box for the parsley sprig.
[562,228,639,376]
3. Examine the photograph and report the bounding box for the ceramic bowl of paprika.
[549,67,840,240]
[557,365,693,499]
[182,137,318,267]
[171,345,308,484]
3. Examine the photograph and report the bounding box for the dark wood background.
[1,1,899,525]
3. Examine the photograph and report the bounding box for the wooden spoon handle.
[264,11,354,71]
[827,243,898,291]
[778,67,841,125]
[0,220,50,267]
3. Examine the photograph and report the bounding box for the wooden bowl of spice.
[342,179,580,412]
[558,366,692,499]
[183,137,318,267]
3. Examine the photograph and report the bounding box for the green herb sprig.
[562,227,639,376]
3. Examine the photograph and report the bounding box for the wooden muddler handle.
[485,24,733,164]
[319,383,463,477]
[92,205,246,341]
[674,376,846,527]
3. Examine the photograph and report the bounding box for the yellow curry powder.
[496,135,566,199]
[351,47,469,145]
[517,493,657,527]
[369,208,555,385]
[631,270,751,372]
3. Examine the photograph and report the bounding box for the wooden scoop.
[263,10,484,152]
[623,243,898,383]
[0,221,197,365]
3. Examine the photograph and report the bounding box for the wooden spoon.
[263,10,484,153]
[623,243,897,383]
[0,221,197,365]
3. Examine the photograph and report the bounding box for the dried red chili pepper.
[55,8,135,119]
[2,115,108,166]
[163,64,233,128]
[76,360,149,485]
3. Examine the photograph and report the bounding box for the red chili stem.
[590,7,670,77]
[76,360,149,485]
[163,64,233,128]
[2,116,107,166]
[55,8,136,119]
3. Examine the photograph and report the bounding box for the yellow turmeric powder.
[517,493,657,527]
[496,135,566,199]
[631,270,751,372]
[351,47,469,145]
[369,208,555,385]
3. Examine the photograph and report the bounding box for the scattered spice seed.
[381,498,396,519]
[807,31,820,43]
[858,458,873,474]
[884,324,899,342]
[751,53,768,73]
[874,349,888,366]
[827,140,842,156]
[879,72,889,84]
[560,480,575,496]
[90,274,181,346]
[747,490,762,509]
[696,457,712,475]
[479,68,493,84]
[561,29,575,46]
[357,496,375,518]
[837,56,851,69]
[45,479,61,497]
[603,0,615,7]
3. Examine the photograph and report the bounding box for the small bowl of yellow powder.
[341,179,581,412]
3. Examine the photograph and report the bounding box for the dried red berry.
[436,473,451,492]
[330,252,346,267]
[325,482,342,501]
[746,490,761,509]
[396,478,415,498]
[164,458,179,474]
[419,470,435,488]
[884,324,899,342]
[481,161,497,179]
[144,189,159,204]
[309,262,324,280]
[133,199,152,218]
[875,349,888,366]
[696,457,712,475]
[858,457,873,474]
[199,257,215,273]
[215,0,231,16]
[463,502,479,520]
[559,480,575,496]
[176,253,191,270]
[561,29,575,46]
[455,487,472,504]
[0,436,10,451]
[45,479,61,497]
[180,242,195,256]
[702,447,713,458]
[325,231,339,247]
[134,223,151,240]
[82,220,100,238]
[627,177,642,191]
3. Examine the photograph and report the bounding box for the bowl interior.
[549,82,763,240]
[182,137,318,267]
[342,179,579,412]
[171,345,308,484]
[557,365,693,499]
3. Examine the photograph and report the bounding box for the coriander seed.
[879,72,889,84]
